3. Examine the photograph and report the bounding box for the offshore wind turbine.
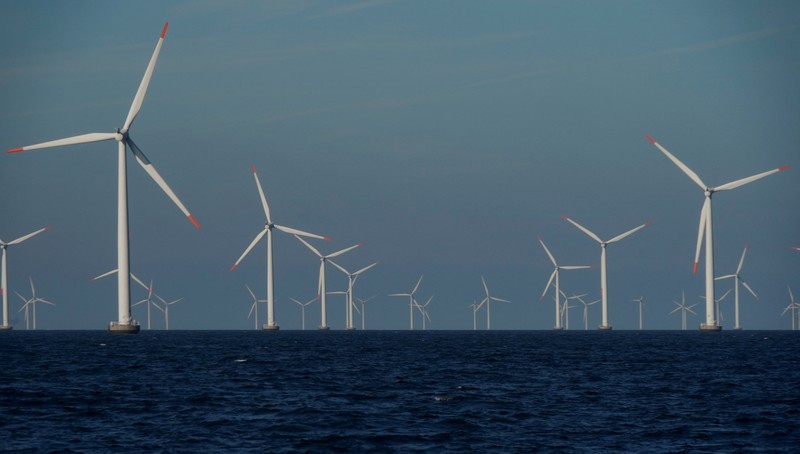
[670,292,697,331]
[15,277,54,330]
[715,246,759,330]
[329,260,379,330]
[290,297,315,330]
[153,294,183,330]
[469,301,479,330]
[295,235,361,330]
[571,294,599,331]
[245,285,267,330]
[561,215,650,330]
[230,165,330,331]
[415,295,433,330]
[477,276,511,330]
[132,279,158,330]
[631,297,645,330]
[389,275,424,330]
[355,296,376,330]
[560,292,575,330]
[781,286,799,330]
[1,226,50,331]
[9,23,201,334]
[646,135,789,331]
[538,236,590,330]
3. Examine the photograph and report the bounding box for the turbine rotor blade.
[295,234,323,258]
[127,138,200,229]
[646,135,707,190]
[251,164,272,224]
[122,22,169,132]
[8,133,116,153]
[327,243,361,259]
[91,269,118,281]
[562,215,602,244]
[541,270,557,300]
[537,236,558,267]
[327,259,350,276]
[715,165,790,192]
[230,229,268,271]
[741,280,759,300]
[354,261,379,276]
[736,246,748,274]
[8,226,51,246]
[481,275,489,296]
[274,224,326,240]
[693,198,709,274]
[608,222,651,244]
[412,275,424,295]
[560,265,591,270]
[245,284,257,302]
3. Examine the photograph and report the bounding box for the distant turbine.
[1,226,50,331]
[469,301,479,330]
[715,245,759,330]
[245,285,267,330]
[9,23,201,334]
[132,279,159,330]
[559,291,575,330]
[295,235,361,330]
[561,215,650,331]
[781,286,799,330]
[670,292,698,331]
[15,277,54,330]
[329,260,379,330]
[290,297,316,331]
[571,294,599,331]
[415,295,433,330]
[792,246,800,252]
[230,164,330,331]
[153,294,184,330]
[476,276,511,330]
[389,275,424,330]
[647,135,788,331]
[630,297,645,331]
[355,296,376,330]
[538,236,590,330]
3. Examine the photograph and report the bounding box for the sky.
[1,0,798,330]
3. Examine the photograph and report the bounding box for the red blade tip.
[188,215,201,229]
[44,225,53,230]
[251,164,257,174]
[645,221,653,227]
[229,264,237,272]
[323,237,333,241]
[161,22,169,39]
[778,165,790,172]
[560,214,569,220]
[692,262,699,275]
[645,134,656,144]
[8,147,23,153]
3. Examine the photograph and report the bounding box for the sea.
[1,330,798,453]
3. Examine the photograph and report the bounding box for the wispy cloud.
[312,0,396,19]
[463,68,555,89]
[643,25,796,58]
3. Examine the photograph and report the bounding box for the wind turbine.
[1,226,50,331]
[245,285,267,330]
[132,279,158,330]
[153,294,183,330]
[781,286,799,330]
[15,277,54,330]
[389,275,424,330]
[561,215,650,331]
[571,294,599,331]
[538,236,590,330]
[646,135,789,331]
[329,260,379,330]
[631,297,645,330]
[415,295,433,330]
[670,292,697,331]
[560,292,575,330]
[290,297,316,331]
[355,295,376,330]
[229,165,330,331]
[477,276,511,330]
[9,23,201,334]
[715,246,759,330]
[469,301,480,330]
[295,235,360,330]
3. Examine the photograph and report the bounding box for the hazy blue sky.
[1,0,798,330]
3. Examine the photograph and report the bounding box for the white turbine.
[295,235,361,330]
[132,279,159,330]
[355,296,376,330]
[15,277,54,330]
[469,301,480,330]
[647,135,789,331]
[1,226,50,331]
[290,296,316,331]
[415,295,433,330]
[670,292,698,331]
[245,285,267,330]
[329,260,379,330]
[230,164,330,331]
[153,294,183,330]
[700,288,732,325]
[538,236,590,330]
[630,297,645,331]
[476,276,511,330]
[559,291,575,330]
[389,275,424,330]
[570,294,599,331]
[715,245,759,330]
[9,23,201,334]
[561,215,650,331]
[781,286,799,330]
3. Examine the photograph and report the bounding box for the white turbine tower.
[631,297,645,331]
[538,236,590,330]
[132,279,158,330]
[153,294,183,330]
[415,295,433,330]
[469,301,480,330]
[715,246,759,330]
[9,23,201,334]
[329,260,379,330]
[646,135,789,331]
[15,277,54,330]
[670,292,697,331]
[561,215,650,331]
[1,226,50,331]
[290,297,316,331]
[389,275,424,330]
[477,276,511,330]
[355,296,376,330]
[245,285,267,330]
[230,165,330,331]
[571,294,599,331]
[781,286,799,330]
[295,235,360,330]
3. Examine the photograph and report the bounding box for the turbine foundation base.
[346,327,356,331]
[598,325,613,331]
[108,322,140,334]
[699,323,722,332]
[318,326,330,331]
[262,324,280,331]
[552,326,564,331]
[0,325,13,331]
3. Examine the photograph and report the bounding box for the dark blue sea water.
[1,331,798,452]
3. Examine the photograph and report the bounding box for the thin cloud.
[312,0,396,19]
[644,25,796,58]
[464,68,555,89]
